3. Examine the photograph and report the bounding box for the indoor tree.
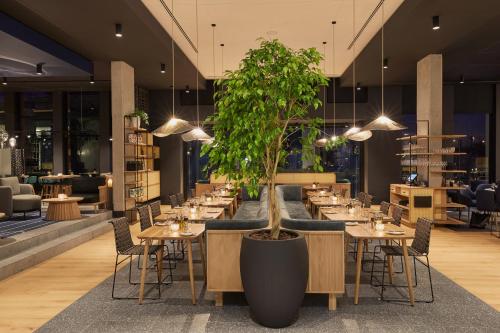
[202,39,328,239]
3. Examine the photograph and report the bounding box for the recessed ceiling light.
[356,82,361,91]
[89,75,95,84]
[383,58,389,69]
[160,63,166,74]
[115,23,123,37]
[185,85,190,93]
[432,16,440,30]
[2,77,6,86]
[459,75,464,84]
[36,63,43,75]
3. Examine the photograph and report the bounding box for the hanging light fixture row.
[154,0,193,137]
[361,1,406,132]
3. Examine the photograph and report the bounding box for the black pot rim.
[243,228,303,242]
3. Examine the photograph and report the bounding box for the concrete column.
[416,54,443,187]
[52,91,64,173]
[99,92,111,173]
[111,61,134,215]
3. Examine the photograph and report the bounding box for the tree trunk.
[268,177,280,239]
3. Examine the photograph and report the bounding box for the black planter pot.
[240,229,309,328]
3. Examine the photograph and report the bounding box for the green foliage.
[127,108,149,126]
[202,39,328,197]
[325,135,348,150]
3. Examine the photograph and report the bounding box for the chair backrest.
[494,186,500,206]
[411,218,432,255]
[170,194,179,208]
[380,201,390,215]
[109,217,134,254]
[137,205,153,232]
[176,193,184,205]
[391,205,403,226]
[149,200,162,218]
[363,194,373,208]
[476,189,496,212]
[0,177,21,195]
[356,192,365,202]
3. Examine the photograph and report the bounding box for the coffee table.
[42,197,84,221]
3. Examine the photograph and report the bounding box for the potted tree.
[202,39,328,328]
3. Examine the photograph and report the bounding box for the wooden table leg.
[344,233,350,268]
[354,238,364,305]
[401,239,415,305]
[386,240,394,284]
[198,234,207,283]
[139,240,150,304]
[186,240,196,305]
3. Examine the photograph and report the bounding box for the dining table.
[39,174,80,198]
[137,223,207,305]
[200,197,236,218]
[309,196,348,218]
[155,206,225,222]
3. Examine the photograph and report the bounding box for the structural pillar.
[111,61,134,215]
[416,54,443,187]
[495,84,500,181]
[99,92,111,173]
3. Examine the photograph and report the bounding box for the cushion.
[233,202,261,220]
[0,177,21,195]
[277,185,302,201]
[12,194,41,212]
[206,219,268,230]
[284,202,311,219]
[281,218,345,231]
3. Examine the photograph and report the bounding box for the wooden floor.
[0,225,499,332]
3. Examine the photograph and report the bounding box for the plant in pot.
[202,39,328,328]
[125,108,149,129]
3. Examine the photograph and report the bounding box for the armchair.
[0,177,41,218]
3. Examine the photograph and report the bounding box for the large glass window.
[66,92,100,174]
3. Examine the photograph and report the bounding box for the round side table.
[42,197,84,221]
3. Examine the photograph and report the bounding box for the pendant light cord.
[381,1,385,116]
[195,0,200,127]
[323,42,326,134]
[171,0,175,117]
[221,44,224,76]
[212,24,216,114]
[332,21,336,136]
[352,0,356,127]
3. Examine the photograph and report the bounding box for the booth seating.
[206,184,345,310]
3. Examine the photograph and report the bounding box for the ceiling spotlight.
[432,16,440,30]
[2,77,6,86]
[459,75,464,84]
[185,85,190,93]
[160,63,166,74]
[89,75,95,84]
[36,63,43,75]
[383,58,389,69]
[115,23,123,38]
[356,82,361,91]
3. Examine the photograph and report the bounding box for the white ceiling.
[141,0,404,79]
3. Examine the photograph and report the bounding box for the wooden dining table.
[309,197,347,218]
[200,197,236,218]
[346,223,415,305]
[137,223,207,305]
[155,206,225,222]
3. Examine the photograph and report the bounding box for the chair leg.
[426,256,435,303]
[380,255,387,301]
[111,255,119,299]
[413,256,418,287]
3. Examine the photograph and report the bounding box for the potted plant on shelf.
[125,108,149,129]
[202,39,327,328]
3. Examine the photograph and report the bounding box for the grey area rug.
[36,242,500,333]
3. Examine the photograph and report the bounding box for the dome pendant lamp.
[154,0,192,137]
[362,2,406,132]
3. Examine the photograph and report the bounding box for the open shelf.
[396,152,467,156]
[430,170,466,173]
[396,134,467,141]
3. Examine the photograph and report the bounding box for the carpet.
[0,212,56,238]
[35,243,500,333]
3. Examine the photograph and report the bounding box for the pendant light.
[315,41,329,148]
[330,21,339,143]
[344,0,372,141]
[154,0,192,137]
[362,2,406,132]
[182,0,211,142]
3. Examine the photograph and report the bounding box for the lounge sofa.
[206,184,345,310]
[0,177,42,218]
[70,176,108,211]
[206,185,269,305]
[276,185,345,309]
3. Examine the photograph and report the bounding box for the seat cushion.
[12,194,41,212]
[233,202,261,220]
[285,201,311,219]
[0,177,21,195]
